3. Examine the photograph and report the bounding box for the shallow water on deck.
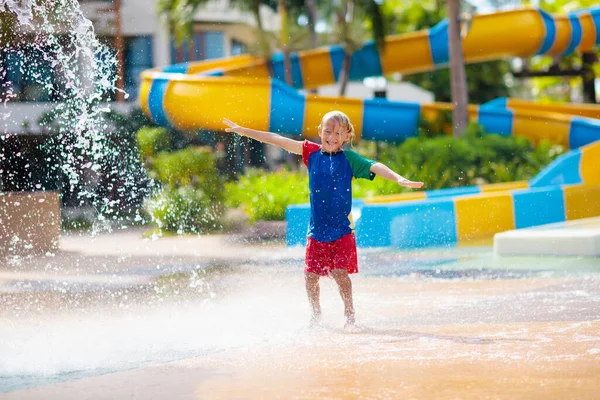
[1,246,599,398]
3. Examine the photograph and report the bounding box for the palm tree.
[158,0,279,76]
[325,0,386,95]
[278,0,293,85]
[304,0,319,49]
[447,0,469,136]
[156,0,210,45]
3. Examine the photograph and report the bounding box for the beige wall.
[0,192,60,257]
[194,23,260,57]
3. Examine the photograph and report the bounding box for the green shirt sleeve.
[344,149,377,180]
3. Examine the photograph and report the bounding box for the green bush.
[419,109,453,138]
[142,146,225,234]
[136,127,172,159]
[151,147,223,195]
[145,186,223,234]
[224,168,309,223]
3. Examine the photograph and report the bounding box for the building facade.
[1,0,278,135]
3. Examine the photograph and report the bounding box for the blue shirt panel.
[306,150,354,242]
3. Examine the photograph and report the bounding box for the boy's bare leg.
[305,272,321,324]
[330,269,355,326]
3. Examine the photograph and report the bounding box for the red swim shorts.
[305,233,358,276]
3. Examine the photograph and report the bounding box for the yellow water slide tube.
[139,6,600,149]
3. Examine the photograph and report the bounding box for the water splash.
[1,0,147,231]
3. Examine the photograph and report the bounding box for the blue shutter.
[204,31,224,59]
[125,36,154,101]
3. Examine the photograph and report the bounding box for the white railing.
[1,102,137,135]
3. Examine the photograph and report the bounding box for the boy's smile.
[319,118,350,153]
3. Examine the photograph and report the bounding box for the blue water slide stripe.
[269,79,305,135]
[163,62,189,73]
[513,187,566,229]
[362,99,420,141]
[271,52,284,81]
[355,205,391,247]
[329,45,346,82]
[356,198,457,248]
[290,53,304,88]
[477,108,513,136]
[349,41,383,80]
[564,13,583,55]
[425,186,481,199]
[590,7,600,45]
[286,204,310,246]
[569,117,600,149]
[398,198,457,248]
[428,19,450,65]
[270,52,305,89]
[148,79,172,128]
[481,97,508,109]
[537,10,556,55]
[529,150,582,187]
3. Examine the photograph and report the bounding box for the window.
[204,32,224,59]
[0,35,153,104]
[0,45,59,102]
[95,35,153,102]
[124,36,153,101]
[231,39,247,56]
[170,31,224,63]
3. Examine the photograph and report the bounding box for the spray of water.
[0,0,149,232]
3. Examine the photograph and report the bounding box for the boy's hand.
[397,178,424,189]
[223,118,242,133]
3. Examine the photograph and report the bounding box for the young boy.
[223,111,423,327]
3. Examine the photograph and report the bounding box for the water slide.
[139,6,600,147]
[139,6,600,248]
[287,139,600,247]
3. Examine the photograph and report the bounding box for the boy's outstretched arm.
[370,162,424,189]
[223,118,303,155]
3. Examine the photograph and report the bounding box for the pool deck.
[495,217,600,257]
[1,229,599,399]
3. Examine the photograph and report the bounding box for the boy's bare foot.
[309,313,322,327]
[344,313,355,329]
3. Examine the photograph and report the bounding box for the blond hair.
[318,110,355,143]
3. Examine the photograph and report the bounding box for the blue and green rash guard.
[302,140,377,243]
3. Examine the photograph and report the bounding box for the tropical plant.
[224,168,309,222]
[136,126,172,160]
[319,0,387,95]
[145,185,223,234]
[157,0,279,75]
[156,0,210,45]
[141,146,226,234]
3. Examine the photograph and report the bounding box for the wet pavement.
[1,229,599,399]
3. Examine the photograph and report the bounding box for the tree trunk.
[278,0,293,86]
[252,0,273,77]
[339,52,351,96]
[337,1,352,96]
[305,0,318,49]
[582,52,597,104]
[305,0,319,93]
[447,0,469,137]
